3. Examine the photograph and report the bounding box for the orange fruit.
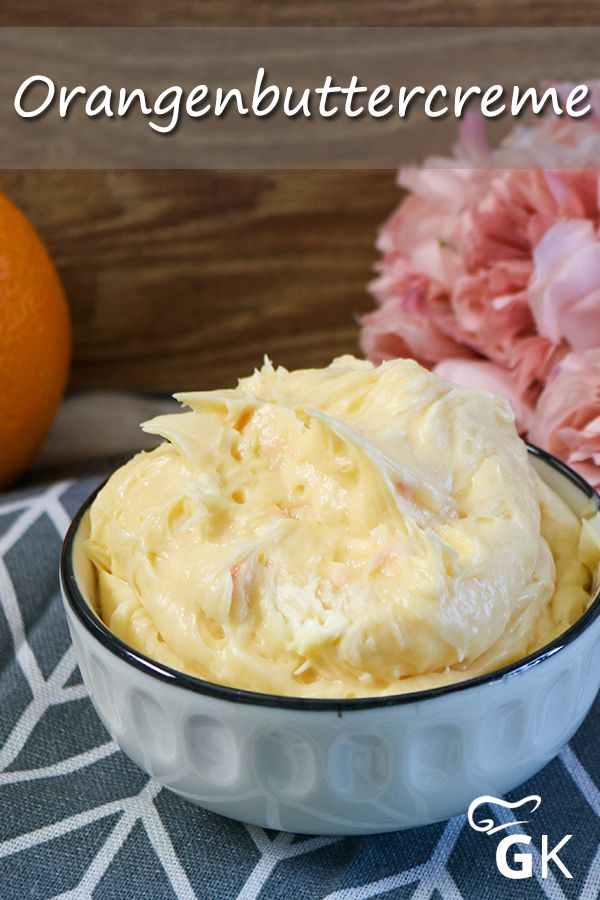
[0,192,71,488]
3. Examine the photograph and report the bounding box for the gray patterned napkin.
[1,476,598,899]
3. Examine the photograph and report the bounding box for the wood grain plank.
[0,170,393,390]
[1,0,598,27]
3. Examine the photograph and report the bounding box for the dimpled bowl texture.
[60,447,600,836]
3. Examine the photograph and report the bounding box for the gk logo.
[467,794,573,880]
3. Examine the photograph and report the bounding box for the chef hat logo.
[467,795,542,836]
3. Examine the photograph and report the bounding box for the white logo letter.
[542,835,572,879]
[496,835,533,879]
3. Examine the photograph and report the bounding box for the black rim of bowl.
[60,443,600,712]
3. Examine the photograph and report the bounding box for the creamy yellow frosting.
[83,356,600,698]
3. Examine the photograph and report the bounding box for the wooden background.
[1,3,597,391]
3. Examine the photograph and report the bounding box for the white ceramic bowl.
[60,446,600,835]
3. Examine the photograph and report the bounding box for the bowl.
[59,445,600,835]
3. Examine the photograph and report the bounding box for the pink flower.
[362,263,473,367]
[529,219,600,350]
[462,169,600,271]
[362,167,593,396]
[361,95,600,484]
[529,351,600,487]
[434,358,535,433]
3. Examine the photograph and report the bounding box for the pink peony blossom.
[529,351,600,487]
[360,284,474,368]
[361,92,600,483]
[529,219,600,350]
[361,166,596,396]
